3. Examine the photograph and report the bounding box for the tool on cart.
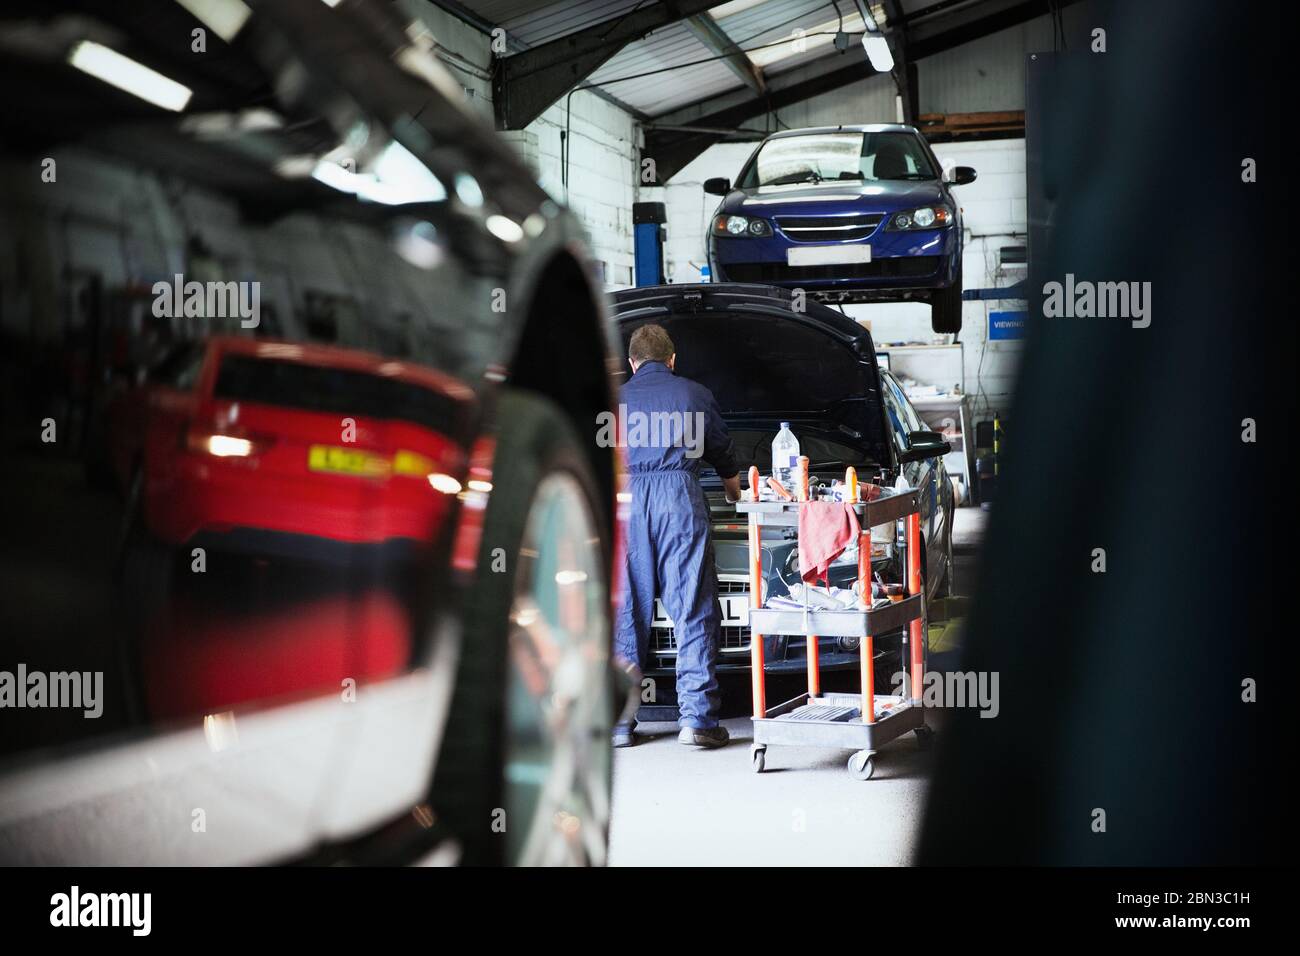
[738,458,932,779]
[767,475,793,500]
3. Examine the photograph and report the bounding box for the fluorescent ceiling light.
[862,33,894,72]
[747,12,866,69]
[68,40,192,112]
[174,0,251,43]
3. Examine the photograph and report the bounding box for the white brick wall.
[528,92,639,288]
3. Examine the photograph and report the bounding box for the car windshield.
[740,131,937,187]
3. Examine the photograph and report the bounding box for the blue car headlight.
[712,214,773,238]
[886,204,954,231]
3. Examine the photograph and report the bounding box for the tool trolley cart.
[738,461,931,780]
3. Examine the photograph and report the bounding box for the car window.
[740,131,937,188]
[879,374,911,453]
[884,373,926,433]
[0,0,500,757]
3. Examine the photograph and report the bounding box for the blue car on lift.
[704,124,976,333]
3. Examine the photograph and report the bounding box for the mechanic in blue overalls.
[614,324,741,749]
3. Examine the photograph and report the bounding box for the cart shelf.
[755,693,924,752]
[748,594,922,637]
[736,487,919,528]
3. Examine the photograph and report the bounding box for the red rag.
[797,501,861,585]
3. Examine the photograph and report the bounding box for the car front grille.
[724,256,941,284]
[652,625,750,656]
[775,213,884,242]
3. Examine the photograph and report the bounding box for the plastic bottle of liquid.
[771,422,800,492]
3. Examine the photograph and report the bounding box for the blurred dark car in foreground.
[611,284,953,687]
[0,0,619,866]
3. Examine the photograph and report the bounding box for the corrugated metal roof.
[585,21,742,116]
[722,0,867,79]
[455,0,650,47]
[453,0,966,119]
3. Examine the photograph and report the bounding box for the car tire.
[931,265,963,334]
[432,388,613,866]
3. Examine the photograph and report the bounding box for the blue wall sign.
[989,310,1027,341]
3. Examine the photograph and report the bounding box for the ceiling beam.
[907,0,1083,59]
[683,13,766,96]
[642,57,880,183]
[491,0,734,130]
[419,0,647,120]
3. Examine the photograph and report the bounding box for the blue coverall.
[615,360,738,729]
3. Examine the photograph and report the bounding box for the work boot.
[612,722,637,748]
[678,725,729,748]
[612,656,643,749]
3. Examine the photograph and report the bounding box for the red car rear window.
[214,356,462,432]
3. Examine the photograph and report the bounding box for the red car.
[109,336,476,557]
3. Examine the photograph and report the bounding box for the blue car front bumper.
[709,225,959,300]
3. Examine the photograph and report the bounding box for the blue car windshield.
[739,131,937,187]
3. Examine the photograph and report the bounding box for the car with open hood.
[703,125,975,334]
[612,284,954,689]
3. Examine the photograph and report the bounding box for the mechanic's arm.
[701,388,742,502]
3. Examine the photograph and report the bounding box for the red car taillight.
[184,423,272,458]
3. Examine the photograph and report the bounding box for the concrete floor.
[609,521,983,867]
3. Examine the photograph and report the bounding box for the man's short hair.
[629,324,675,366]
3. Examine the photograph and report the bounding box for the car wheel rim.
[503,471,611,866]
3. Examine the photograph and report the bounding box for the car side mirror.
[900,430,951,463]
[944,166,977,186]
[703,177,731,196]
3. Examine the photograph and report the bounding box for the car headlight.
[712,214,772,238]
[886,204,953,231]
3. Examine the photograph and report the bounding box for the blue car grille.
[724,256,941,283]
[775,213,883,242]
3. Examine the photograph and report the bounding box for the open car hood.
[611,285,891,469]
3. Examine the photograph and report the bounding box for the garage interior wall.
[406,1,641,288]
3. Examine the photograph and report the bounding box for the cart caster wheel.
[751,745,767,773]
[847,751,875,781]
[914,726,934,751]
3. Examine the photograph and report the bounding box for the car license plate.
[786,244,871,267]
[308,445,390,478]
[720,595,750,626]
[652,595,750,627]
